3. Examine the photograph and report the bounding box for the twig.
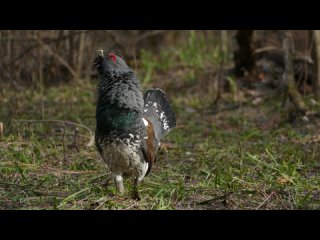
[42,167,99,175]
[256,192,275,210]
[123,202,139,210]
[13,119,95,147]
[197,195,227,205]
[254,46,278,54]
[94,197,110,210]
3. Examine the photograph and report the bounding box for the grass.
[1,32,320,210]
[1,79,320,210]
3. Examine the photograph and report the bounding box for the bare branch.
[34,37,78,79]
[13,119,95,147]
[133,30,167,43]
[11,30,91,64]
[254,45,278,54]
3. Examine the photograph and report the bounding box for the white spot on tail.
[142,118,148,126]
[144,101,152,113]
[160,111,169,130]
[163,121,169,130]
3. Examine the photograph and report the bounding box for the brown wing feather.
[144,119,157,175]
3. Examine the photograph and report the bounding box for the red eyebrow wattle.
[108,52,116,63]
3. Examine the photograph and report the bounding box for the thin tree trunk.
[37,31,45,119]
[0,122,3,140]
[220,30,228,62]
[85,31,98,80]
[281,30,309,115]
[311,30,320,98]
[76,30,85,81]
[234,30,254,77]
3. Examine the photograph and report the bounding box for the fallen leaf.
[277,176,290,184]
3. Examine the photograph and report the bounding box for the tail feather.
[143,89,176,139]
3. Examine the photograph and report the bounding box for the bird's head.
[94,50,130,74]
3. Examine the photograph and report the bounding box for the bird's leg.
[131,177,141,201]
[114,175,124,194]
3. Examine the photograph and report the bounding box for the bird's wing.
[140,117,160,176]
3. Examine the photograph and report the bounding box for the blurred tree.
[281,30,309,115]
[311,30,320,98]
[234,30,254,77]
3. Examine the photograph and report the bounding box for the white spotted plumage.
[142,118,148,126]
[159,111,169,130]
[99,137,148,181]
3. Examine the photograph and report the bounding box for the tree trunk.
[281,30,309,115]
[0,122,3,140]
[234,30,254,77]
[311,30,320,98]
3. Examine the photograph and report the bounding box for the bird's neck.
[97,71,144,113]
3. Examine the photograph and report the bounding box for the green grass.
[1,32,320,209]
[1,78,320,210]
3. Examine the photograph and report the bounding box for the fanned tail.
[143,89,176,140]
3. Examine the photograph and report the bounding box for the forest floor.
[1,70,320,210]
[1,31,320,210]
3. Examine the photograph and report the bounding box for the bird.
[94,50,176,199]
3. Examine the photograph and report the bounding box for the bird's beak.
[97,49,104,57]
